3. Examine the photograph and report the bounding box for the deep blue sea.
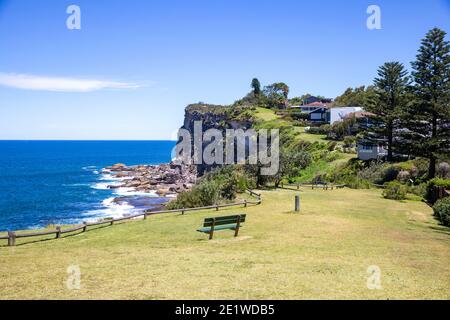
[0,141,176,231]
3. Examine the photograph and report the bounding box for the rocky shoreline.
[102,162,197,206]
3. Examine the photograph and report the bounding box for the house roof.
[303,102,332,108]
[344,111,374,119]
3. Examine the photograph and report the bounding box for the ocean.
[0,140,176,232]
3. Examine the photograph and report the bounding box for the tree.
[251,78,261,96]
[270,148,311,187]
[365,62,410,161]
[334,86,377,107]
[405,28,450,178]
[263,82,290,109]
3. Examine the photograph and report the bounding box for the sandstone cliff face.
[182,104,253,133]
[181,104,254,175]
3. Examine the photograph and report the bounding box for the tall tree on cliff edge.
[263,82,290,109]
[251,78,261,96]
[365,62,410,161]
[405,28,450,179]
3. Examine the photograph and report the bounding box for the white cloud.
[0,73,142,92]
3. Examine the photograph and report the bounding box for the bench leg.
[209,230,214,240]
[234,227,240,237]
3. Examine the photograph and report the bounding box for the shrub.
[327,141,337,151]
[433,197,450,226]
[383,181,407,200]
[397,170,411,184]
[167,166,253,209]
[381,166,400,184]
[407,183,427,198]
[343,136,356,148]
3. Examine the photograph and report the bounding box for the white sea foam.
[91,182,121,190]
[82,197,140,221]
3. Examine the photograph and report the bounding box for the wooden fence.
[0,190,262,247]
[280,182,347,190]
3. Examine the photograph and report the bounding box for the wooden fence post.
[8,231,16,247]
[216,204,219,211]
[244,200,247,208]
[182,208,185,215]
[295,195,300,212]
[82,222,87,232]
[143,213,147,220]
[56,226,61,239]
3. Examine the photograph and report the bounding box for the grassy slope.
[1,188,449,300]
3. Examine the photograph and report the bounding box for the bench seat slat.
[203,214,246,227]
[197,224,244,233]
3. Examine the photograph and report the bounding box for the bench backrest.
[203,214,246,227]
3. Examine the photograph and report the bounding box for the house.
[326,107,363,125]
[302,96,333,105]
[309,107,329,122]
[291,102,331,113]
[357,139,388,161]
[303,96,322,105]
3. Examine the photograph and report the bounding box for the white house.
[326,107,363,124]
[357,141,388,161]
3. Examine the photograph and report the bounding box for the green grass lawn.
[292,126,328,143]
[253,107,280,122]
[1,188,449,300]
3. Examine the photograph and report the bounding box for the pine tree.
[365,62,409,161]
[251,78,261,96]
[405,28,450,179]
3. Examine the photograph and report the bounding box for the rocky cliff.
[180,103,255,175]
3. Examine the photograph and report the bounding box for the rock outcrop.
[103,162,197,197]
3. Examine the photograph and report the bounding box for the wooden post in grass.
[82,222,87,232]
[244,200,247,208]
[216,204,219,211]
[182,208,185,215]
[56,226,61,239]
[209,218,216,240]
[143,213,147,220]
[234,215,241,237]
[7,231,16,247]
[295,195,300,212]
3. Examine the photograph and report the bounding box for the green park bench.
[197,214,246,240]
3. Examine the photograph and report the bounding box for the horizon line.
[0,139,177,142]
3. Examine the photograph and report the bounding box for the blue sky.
[0,0,449,140]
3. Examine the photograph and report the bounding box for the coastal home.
[303,96,322,105]
[357,139,388,161]
[290,103,327,114]
[309,107,329,122]
[302,96,333,105]
[326,107,363,125]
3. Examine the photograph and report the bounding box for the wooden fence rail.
[0,189,262,246]
[281,183,346,190]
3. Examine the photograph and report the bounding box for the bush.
[327,141,337,151]
[433,197,450,226]
[383,181,407,200]
[397,170,411,184]
[407,183,427,198]
[167,166,253,209]
[343,136,356,148]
